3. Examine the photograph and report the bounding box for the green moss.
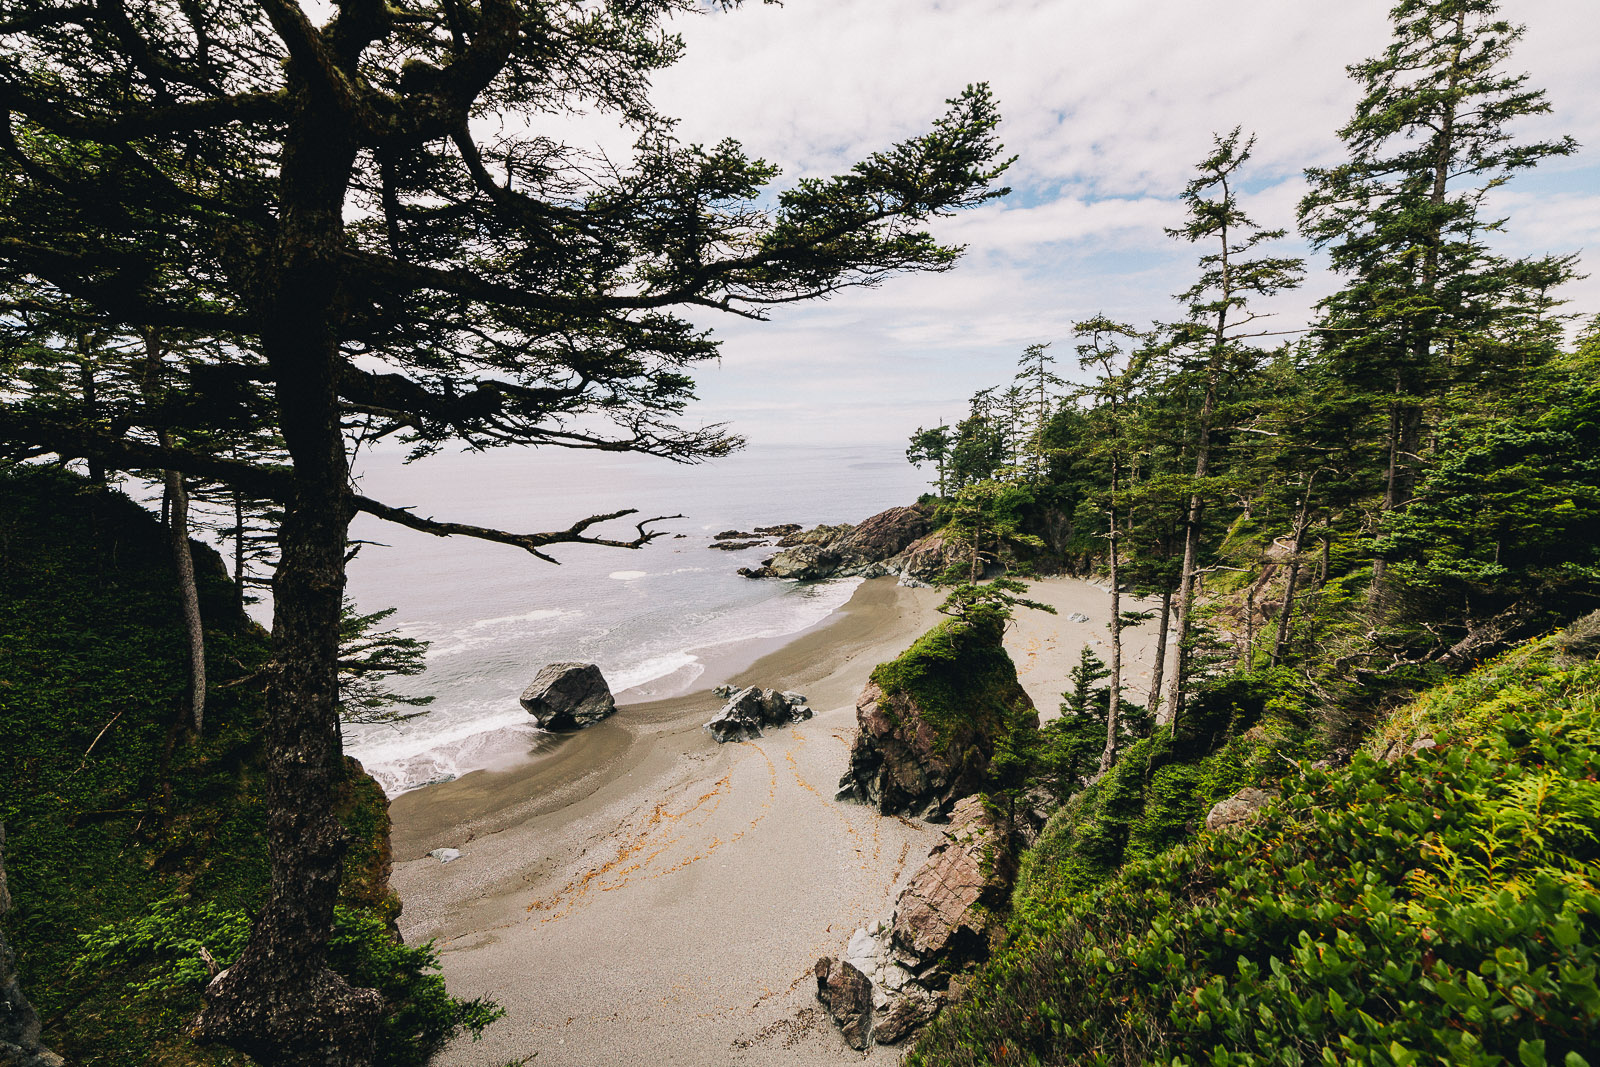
[869,603,1033,755]
[0,467,487,1065]
[912,630,1600,1067]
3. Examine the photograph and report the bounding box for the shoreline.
[389,575,1172,1065]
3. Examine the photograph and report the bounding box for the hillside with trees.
[2,0,1598,1064]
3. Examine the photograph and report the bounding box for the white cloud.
[608,0,1600,446]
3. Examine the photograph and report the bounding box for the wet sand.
[389,576,1170,1065]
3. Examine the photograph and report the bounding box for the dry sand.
[389,576,1171,1066]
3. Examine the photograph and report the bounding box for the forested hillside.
[880,2,1600,1060]
[0,468,494,1066]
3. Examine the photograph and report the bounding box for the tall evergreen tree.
[1162,130,1303,720]
[0,4,1011,1061]
[1298,0,1577,592]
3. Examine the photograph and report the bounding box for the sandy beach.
[389,576,1171,1066]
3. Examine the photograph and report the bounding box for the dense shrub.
[911,637,1600,1066]
[0,468,494,1064]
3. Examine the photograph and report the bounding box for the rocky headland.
[734,504,964,583]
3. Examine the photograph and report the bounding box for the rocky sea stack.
[519,662,617,730]
[836,605,1036,818]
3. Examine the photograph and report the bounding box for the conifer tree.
[0,4,1011,1061]
[1162,130,1303,720]
[1298,0,1576,592]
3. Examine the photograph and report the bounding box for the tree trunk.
[1271,479,1316,667]
[233,491,247,616]
[1098,475,1122,774]
[1147,586,1172,722]
[162,446,206,735]
[194,94,382,1067]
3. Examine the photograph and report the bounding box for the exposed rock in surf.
[742,505,935,581]
[703,686,812,743]
[519,662,616,730]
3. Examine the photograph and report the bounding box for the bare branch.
[352,493,682,563]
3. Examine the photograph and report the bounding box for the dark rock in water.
[714,529,756,540]
[519,662,616,730]
[709,539,768,551]
[814,957,873,1050]
[736,564,772,579]
[704,686,812,743]
[750,506,934,581]
[890,796,1016,979]
[755,523,802,537]
[845,505,932,560]
[767,542,841,580]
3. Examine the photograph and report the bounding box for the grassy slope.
[0,468,478,1066]
[910,626,1600,1066]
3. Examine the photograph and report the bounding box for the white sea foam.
[348,576,865,796]
[608,570,647,580]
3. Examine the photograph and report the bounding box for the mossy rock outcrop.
[837,606,1035,817]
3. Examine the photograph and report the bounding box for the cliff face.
[837,606,1036,818]
[0,468,404,1065]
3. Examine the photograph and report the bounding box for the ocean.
[342,443,929,795]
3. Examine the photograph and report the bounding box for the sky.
[568,0,1600,448]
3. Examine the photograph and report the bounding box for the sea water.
[343,443,928,795]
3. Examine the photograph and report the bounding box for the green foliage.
[71,902,502,1067]
[0,467,490,1064]
[1376,347,1600,625]
[912,630,1600,1067]
[870,603,1034,760]
[339,599,436,726]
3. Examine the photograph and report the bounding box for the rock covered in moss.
[837,608,1035,817]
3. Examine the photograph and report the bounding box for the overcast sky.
[586,0,1600,448]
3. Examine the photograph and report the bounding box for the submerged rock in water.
[704,686,812,743]
[520,662,617,730]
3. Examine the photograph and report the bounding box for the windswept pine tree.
[0,3,1011,1061]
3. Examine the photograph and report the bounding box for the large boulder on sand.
[814,957,873,1051]
[704,686,812,743]
[889,796,1016,978]
[519,662,616,730]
